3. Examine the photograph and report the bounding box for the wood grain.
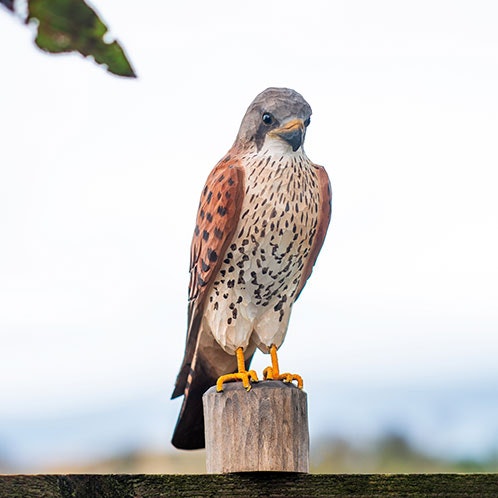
[2,473,498,497]
[203,380,309,473]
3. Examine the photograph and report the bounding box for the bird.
[171,87,332,450]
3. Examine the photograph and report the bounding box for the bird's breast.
[205,154,320,353]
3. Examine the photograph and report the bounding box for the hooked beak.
[269,118,304,152]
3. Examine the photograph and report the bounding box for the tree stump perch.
[203,380,309,473]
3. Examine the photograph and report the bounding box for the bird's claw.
[263,344,304,389]
[263,367,303,389]
[216,369,259,392]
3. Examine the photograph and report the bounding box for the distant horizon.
[2,380,498,472]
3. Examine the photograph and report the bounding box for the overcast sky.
[1,0,498,428]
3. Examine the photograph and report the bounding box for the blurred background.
[1,0,498,473]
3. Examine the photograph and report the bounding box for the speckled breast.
[204,153,320,353]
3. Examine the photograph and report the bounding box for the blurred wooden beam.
[1,474,498,497]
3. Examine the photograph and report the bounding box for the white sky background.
[1,0,498,430]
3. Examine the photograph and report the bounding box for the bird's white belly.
[203,154,319,355]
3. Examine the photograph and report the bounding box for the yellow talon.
[216,347,259,392]
[263,344,304,389]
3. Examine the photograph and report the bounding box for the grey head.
[235,87,312,152]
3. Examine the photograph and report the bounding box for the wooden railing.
[1,473,498,497]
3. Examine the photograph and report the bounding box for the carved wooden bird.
[171,87,332,450]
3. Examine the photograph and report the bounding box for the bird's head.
[235,87,312,154]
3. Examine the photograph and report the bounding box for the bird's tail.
[171,356,217,450]
[171,344,255,450]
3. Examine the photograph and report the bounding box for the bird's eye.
[304,117,311,127]
[262,113,274,125]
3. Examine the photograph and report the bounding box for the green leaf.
[27,0,136,78]
[0,0,15,12]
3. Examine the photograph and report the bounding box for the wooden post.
[202,380,309,473]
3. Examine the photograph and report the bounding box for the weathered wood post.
[203,380,309,473]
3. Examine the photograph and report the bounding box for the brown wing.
[172,153,245,399]
[295,164,332,299]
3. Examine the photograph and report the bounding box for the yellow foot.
[216,369,259,392]
[216,347,259,392]
[263,367,303,389]
[262,344,304,389]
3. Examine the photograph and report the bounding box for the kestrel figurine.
[171,87,332,449]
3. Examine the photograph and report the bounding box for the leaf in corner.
[0,0,15,12]
[27,0,136,78]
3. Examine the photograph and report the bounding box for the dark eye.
[262,112,274,125]
[304,117,311,127]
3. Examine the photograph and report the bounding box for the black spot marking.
[218,206,227,216]
[207,249,218,262]
[201,259,210,272]
[214,227,223,239]
[203,230,209,241]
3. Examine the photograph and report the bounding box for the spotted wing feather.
[172,154,245,400]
